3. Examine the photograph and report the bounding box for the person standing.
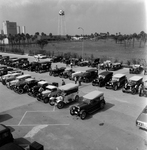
[78,77,81,86]
[61,79,65,86]
[75,76,77,84]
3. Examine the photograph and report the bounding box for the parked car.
[0,67,14,76]
[109,62,122,71]
[18,61,30,70]
[82,68,98,83]
[78,60,89,67]
[129,64,143,74]
[28,61,39,71]
[14,78,36,94]
[92,71,113,87]
[50,83,79,109]
[139,78,147,97]
[0,124,14,147]
[0,142,24,150]
[7,74,31,90]
[69,71,86,81]
[28,80,49,97]
[34,54,47,59]
[60,68,75,78]
[37,84,59,103]
[70,90,106,120]
[35,61,52,73]
[105,73,127,90]
[49,67,66,77]
[122,76,143,94]
[88,58,100,68]
[50,56,63,63]
[0,56,10,65]
[1,72,23,85]
[136,105,147,130]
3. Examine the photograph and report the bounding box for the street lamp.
[78,27,84,60]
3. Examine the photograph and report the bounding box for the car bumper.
[122,88,132,93]
[136,121,147,130]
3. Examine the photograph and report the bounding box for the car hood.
[77,102,89,109]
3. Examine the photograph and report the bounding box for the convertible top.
[16,74,31,79]
[113,73,125,78]
[129,76,143,81]
[59,83,78,91]
[83,90,103,100]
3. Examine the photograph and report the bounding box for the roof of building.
[83,90,104,100]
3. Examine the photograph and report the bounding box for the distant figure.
[78,77,82,86]
[138,83,143,96]
[61,79,65,86]
[56,65,58,69]
[75,77,77,84]
[70,62,73,68]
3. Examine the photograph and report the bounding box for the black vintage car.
[70,90,105,120]
[78,60,89,67]
[122,76,143,94]
[0,56,10,65]
[60,68,75,78]
[92,71,113,87]
[14,78,38,94]
[50,56,63,63]
[129,64,143,74]
[105,73,127,90]
[109,62,122,71]
[88,58,100,68]
[14,58,28,68]
[35,61,52,73]
[28,61,39,71]
[0,67,14,76]
[18,61,30,70]
[49,67,66,77]
[82,68,98,83]
[28,80,49,97]
[7,58,19,67]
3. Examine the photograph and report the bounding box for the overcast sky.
[0,0,146,35]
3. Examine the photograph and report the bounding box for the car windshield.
[82,98,90,104]
[143,108,147,114]
[112,77,119,81]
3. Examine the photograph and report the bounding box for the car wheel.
[44,98,49,104]
[75,95,79,102]
[100,102,105,109]
[57,102,64,109]
[19,89,24,94]
[70,107,74,115]
[113,85,117,91]
[80,110,87,120]
[49,72,52,76]
[132,89,136,95]
[49,100,54,106]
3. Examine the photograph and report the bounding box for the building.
[2,21,17,36]
[22,26,26,34]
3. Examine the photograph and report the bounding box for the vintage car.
[35,61,52,73]
[14,78,37,94]
[122,76,143,94]
[18,61,30,70]
[1,72,23,85]
[0,56,10,65]
[50,83,79,109]
[34,54,47,59]
[143,66,147,75]
[105,73,127,90]
[10,58,28,68]
[88,58,100,68]
[129,64,143,74]
[37,84,59,103]
[99,60,112,70]
[70,90,106,120]
[139,77,147,97]
[49,67,66,77]
[92,71,113,87]
[28,80,49,97]
[7,74,31,90]
[69,70,86,81]
[50,56,63,63]
[0,124,14,147]
[136,105,147,130]
[0,67,14,76]
[28,61,39,71]
[60,68,75,78]
[78,60,89,67]
[82,68,98,83]
[7,58,19,67]
[109,62,122,71]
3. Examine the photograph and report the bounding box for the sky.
[0,0,146,35]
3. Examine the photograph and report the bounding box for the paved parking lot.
[0,52,147,150]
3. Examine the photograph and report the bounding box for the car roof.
[59,83,78,91]
[65,68,72,71]
[38,80,48,85]
[0,143,24,150]
[99,71,113,76]
[129,76,143,81]
[25,78,35,82]
[10,72,21,76]
[113,73,125,78]
[86,68,97,72]
[46,85,57,89]
[0,124,8,132]
[16,74,31,79]
[133,64,140,67]
[83,90,104,100]
[112,62,121,65]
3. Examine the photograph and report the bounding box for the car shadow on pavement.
[84,102,115,120]
[0,114,13,122]
[14,138,31,149]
